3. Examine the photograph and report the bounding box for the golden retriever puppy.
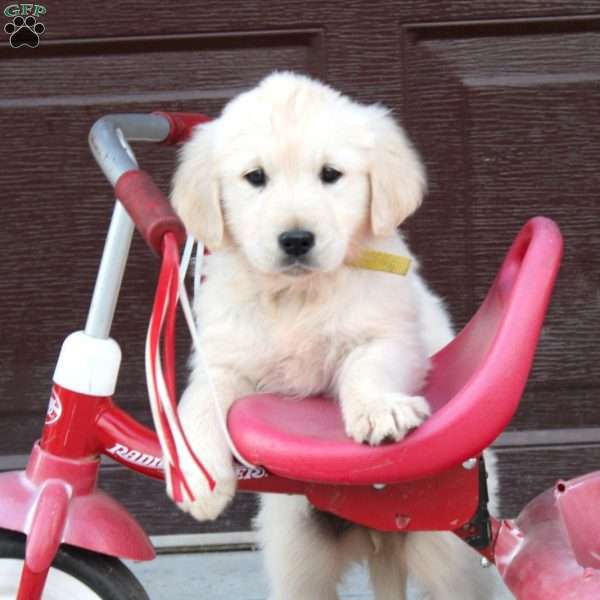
[170,72,510,600]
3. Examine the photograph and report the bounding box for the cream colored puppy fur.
[171,72,510,599]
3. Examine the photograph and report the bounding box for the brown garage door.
[0,1,599,538]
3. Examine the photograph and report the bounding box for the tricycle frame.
[0,110,574,600]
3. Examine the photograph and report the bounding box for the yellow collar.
[347,249,411,276]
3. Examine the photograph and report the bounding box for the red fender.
[0,444,154,562]
[496,471,600,598]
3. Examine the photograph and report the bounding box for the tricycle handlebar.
[89,113,170,186]
[89,112,210,255]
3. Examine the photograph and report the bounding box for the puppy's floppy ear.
[368,110,426,237]
[170,122,224,250]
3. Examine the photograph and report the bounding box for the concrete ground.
[127,549,510,599]
[127,549,382,599]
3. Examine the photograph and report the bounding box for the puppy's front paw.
[169,461,236,521]
[344,393,430,445]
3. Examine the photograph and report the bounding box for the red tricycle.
[0,112,596,599]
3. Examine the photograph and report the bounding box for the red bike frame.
[13,268,485,599]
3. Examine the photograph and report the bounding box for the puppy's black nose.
[278,230,315,257]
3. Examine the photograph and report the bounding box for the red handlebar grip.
[153,111,211,145]
[115,170,187,255]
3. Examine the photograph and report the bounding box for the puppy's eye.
[244,168,267,187]
[320,166,343,184]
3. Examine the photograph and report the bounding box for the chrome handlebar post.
[84,114,171,339]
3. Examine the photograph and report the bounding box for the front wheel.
[0,528,150,599]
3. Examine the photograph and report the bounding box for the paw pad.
[5,15,45,48]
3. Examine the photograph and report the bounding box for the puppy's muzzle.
[278,229,315,257]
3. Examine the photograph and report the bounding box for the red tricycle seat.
[229,218,563,485]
